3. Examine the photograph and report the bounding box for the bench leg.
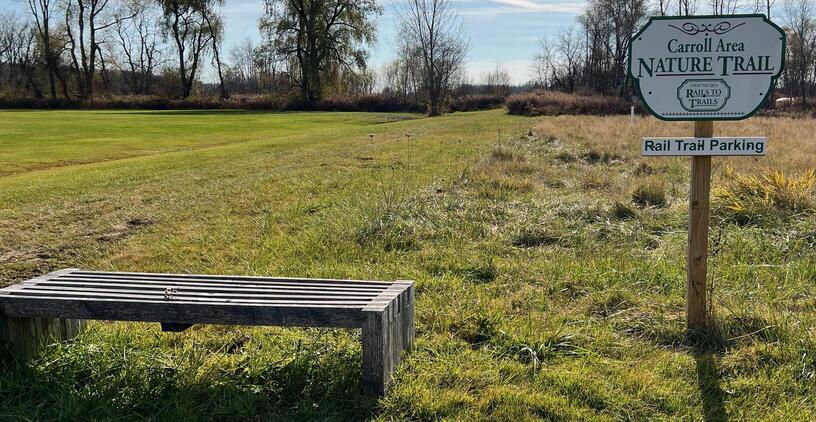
[361,287,414,396]
[0,316,85,358]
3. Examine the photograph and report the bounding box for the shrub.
[632,180,668,208]
[0,93,428,113]
[490,145,525,163]
[449,95,506,112]
[506,90,637,116]
[714,167,815,224]
[356,212,422,252]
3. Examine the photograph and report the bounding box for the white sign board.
[629,15,785,121]
[642,137,767,156]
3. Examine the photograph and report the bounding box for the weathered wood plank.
[65,271,394,287]
[30,280,384,295]
[0,296,367,328]
[18,286,379,301]
[7,289,373,306]
[52,276,389,291]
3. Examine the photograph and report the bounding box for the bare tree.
[0,13,44,97]
[260,0,380,103]
[751,0,776,17]
[709,0,742,14]
[481,64,511,96]
[396,0,469,115]
[654,0,673,15]
[110,0,164,94]
[159,0,216,98]
[27,0,60,98]
[531,27,584,92]
[63,0,137,99]
[201,3,227,99]
[677,0,698,15]
[782,0,816,105]
[227,37,256,93]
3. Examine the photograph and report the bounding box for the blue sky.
[4,0,587,83]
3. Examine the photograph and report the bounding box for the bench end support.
[361,283,414,396]
[0,315,85,358]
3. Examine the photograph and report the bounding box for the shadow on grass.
[107,110,291,117]
[694,353,727,422]
[0,342,379,421]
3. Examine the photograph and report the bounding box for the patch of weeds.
[511,228,561,248]
[451,312,502,346]
[356,212,421,252]
[611,201,637,220]
[632,179,668,208]
[554,151,577,163]
[490,145,524,162]
[581,169,612,190]
[462,258,498,283]
[713,166,815,225]
[511,331,586,370]
[426,254,499,284]
[588,290,635,318]
[126,218,153,228]
[616,309,686,349]
[474,175,534,200]
[580,149,624,165]
[634,162,657,176]
[716,311,785,346]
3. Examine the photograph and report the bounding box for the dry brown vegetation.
[534,115,816,174]
[507,91,634,116]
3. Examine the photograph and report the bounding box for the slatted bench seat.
[0,268,414,395]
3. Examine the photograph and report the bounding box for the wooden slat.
[44,277,387,292]
[17,285,379,301]
[363,282,413,312]
[66,271,393,287]
[52,275,388,291]
[0,296,367,328]
[7,289,372,306]
[27,281,382,296]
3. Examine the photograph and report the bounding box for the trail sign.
[629,15,785,121]
[629,14,786,331]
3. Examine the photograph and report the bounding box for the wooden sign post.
[687,121,712,328]
[629,15,786,329]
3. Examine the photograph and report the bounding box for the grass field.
[0,109,815,420]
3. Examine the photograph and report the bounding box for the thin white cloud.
[487,0,585,13]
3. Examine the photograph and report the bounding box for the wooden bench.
[0,268,414,395]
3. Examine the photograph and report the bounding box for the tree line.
[532,0,816,105]
[6,0,809,112]
[0,0,483,115]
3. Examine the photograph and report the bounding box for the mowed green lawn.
[0,109,815,420]
[0,110,415,176]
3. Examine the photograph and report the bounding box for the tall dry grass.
[533,115,816,174]
[507,91,634,116]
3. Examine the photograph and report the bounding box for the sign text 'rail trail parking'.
[642,137,767,156]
